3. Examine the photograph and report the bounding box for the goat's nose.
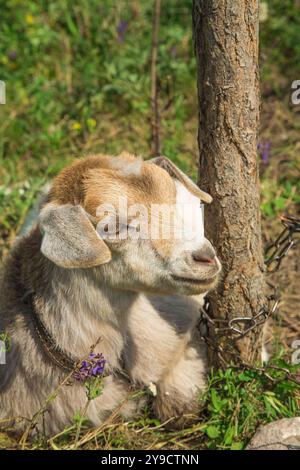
[192,245,216,265]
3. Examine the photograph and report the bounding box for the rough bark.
[193,0,266,363]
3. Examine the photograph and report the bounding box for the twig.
[19,368,75,449]
[71,390,145,449]
[19,337,102,448]
[73,398,91,449]
[150,0,162,156]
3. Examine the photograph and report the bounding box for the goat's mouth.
[171,274,218,286]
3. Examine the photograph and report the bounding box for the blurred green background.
[0,0,300,450]
[0,0,299,258]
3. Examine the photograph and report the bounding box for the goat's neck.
[37,266,138,366]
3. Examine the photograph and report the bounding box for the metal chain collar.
[199,215,300,341]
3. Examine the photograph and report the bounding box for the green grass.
[0,0,299,450]
[1,0,299,255]
[0,0,200,257]
[201,362,300,450]
[2,360,299,450]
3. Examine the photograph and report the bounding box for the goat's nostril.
[192,253,216,264]
[192,246,216,265]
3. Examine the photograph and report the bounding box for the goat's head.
[38,154,221,295]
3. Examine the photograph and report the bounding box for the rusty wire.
[198,215,300,362]
[265,215,300,272]
[200,289,279,341]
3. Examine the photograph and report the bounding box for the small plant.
[200,360,300,450]
[71,352,106,448]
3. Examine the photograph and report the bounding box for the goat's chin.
[127,274,219,296]
[169,274,219,295]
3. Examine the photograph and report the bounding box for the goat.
[0,153,221,435]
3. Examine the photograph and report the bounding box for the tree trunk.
[192,0,266,364]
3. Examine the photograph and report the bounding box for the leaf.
[211,389,225,412]
[238,372,252,382]
[231,441,244,450]
[224,425,235,445]
[205,425,220,439]
[274,196,286,210]
[263,394,284,414]
[65,14,78,37]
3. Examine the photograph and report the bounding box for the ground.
[0,0,299,450]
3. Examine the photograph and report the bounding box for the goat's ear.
[39,203,112,268]
[149,156,212,203]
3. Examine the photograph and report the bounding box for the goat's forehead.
[84,161,177,213]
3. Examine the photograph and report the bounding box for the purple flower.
[117,20,128,43]
[170,46,177,58]
[73,353,106,382]
[8,50,17,61]
[258,141,271,165]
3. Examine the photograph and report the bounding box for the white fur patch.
[148,382,157,396]
[174,181,205,246]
